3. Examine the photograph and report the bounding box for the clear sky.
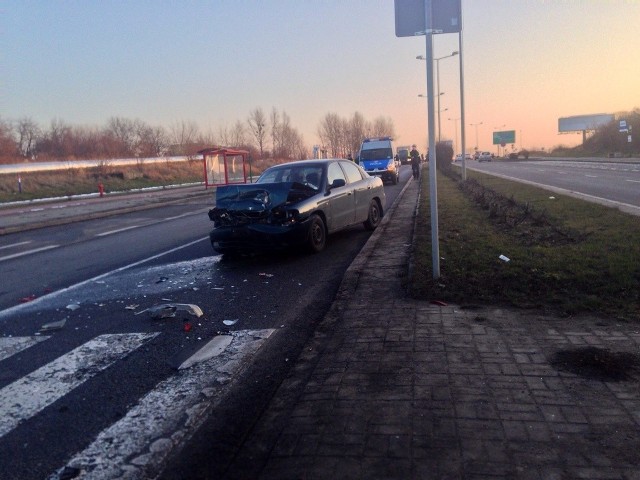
[3,1,639,154]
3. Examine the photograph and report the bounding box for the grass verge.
[410,166,640,321]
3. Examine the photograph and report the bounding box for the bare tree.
[247,108,268,158]
[347,112,370,158]
[15,117,41,159]
[370,116,395,138]
[0,117,17,161]
[169,120,200,155]
[229,120,247,147]
[317,112,343,157]
[137,125,167,157]
[270,107,280,158]
[106,117,141,156]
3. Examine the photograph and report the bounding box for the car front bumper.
[209,218,312,253]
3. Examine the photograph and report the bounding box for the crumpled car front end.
[208,182,316,254]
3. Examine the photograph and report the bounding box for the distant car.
[454,153,473,162]
[478,152,493,162]
[208,159,386,255]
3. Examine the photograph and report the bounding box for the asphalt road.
[466,159,640,213]
[0,165,412,480]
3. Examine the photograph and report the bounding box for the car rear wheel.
[364,199,381,231]
[306,214,327,253]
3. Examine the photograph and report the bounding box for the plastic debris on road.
[40,319,67,332]
[138,303,204,319]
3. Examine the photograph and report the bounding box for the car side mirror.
[330,178,346,189]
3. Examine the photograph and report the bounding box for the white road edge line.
[96,225,141,237]
[0,245,59,262]
[626,179,640,183]
[0,332,159,439]
[0,237,210,319]
[0,240,32,251]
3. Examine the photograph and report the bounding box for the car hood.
[208,182,316,225]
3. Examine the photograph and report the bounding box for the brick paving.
[225,175,640,479]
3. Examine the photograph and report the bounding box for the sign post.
[395,0,462,280]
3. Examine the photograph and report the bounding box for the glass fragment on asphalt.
[40,319,67,332]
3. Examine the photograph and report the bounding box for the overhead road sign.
[493,130,515,145]
[395,0,462,36]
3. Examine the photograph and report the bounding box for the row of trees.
[317,112,395,159]
[0,108,395,164]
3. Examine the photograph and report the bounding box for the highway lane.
[466,160,640,212]
[0,166,412,480]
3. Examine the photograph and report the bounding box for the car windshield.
[257,165,324,190]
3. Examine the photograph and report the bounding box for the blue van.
[357,137,399,185]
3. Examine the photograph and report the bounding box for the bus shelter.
[200,147,249,187]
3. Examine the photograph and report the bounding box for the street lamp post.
[417,51,458,142]
[470,121,483,152]
[448,117,460,155]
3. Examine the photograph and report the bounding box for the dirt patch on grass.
[549,346,640,381]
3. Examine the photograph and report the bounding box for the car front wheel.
[364,199,382,231]
[306,214,327,253]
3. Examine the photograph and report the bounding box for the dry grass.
[0,160,205,202]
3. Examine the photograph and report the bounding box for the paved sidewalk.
[221,177,640,479]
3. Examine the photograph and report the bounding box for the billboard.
[395,0,462,37]
[492,130,515,145]
[558,114,614,133]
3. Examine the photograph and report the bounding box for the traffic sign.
[395,0,462,36]
[493,130,515,145]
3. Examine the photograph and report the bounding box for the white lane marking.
[95,225,141,237]
[0,237,210,319]
[585,174,598,178]
[0,240,32,251]
[0,336,49,361]
[163,211,202,221]
[0,245,59,262]
[0,332,158,439]
[626,179,640,183]
[51,329,275,480]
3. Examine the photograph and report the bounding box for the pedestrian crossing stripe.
[50,329,275,480]
[0,332,159,439]
[0,335,49,362]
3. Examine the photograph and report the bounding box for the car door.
[325,161,355,232]
[339,160,371,224]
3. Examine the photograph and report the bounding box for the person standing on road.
[410,144,421,179]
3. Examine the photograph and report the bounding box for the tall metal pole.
[436,58,441,142]
[458,28,467,180]
[424,0,440,279]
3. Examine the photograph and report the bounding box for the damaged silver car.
[208,159,386,254]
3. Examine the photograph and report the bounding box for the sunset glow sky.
[3,1,639,154]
